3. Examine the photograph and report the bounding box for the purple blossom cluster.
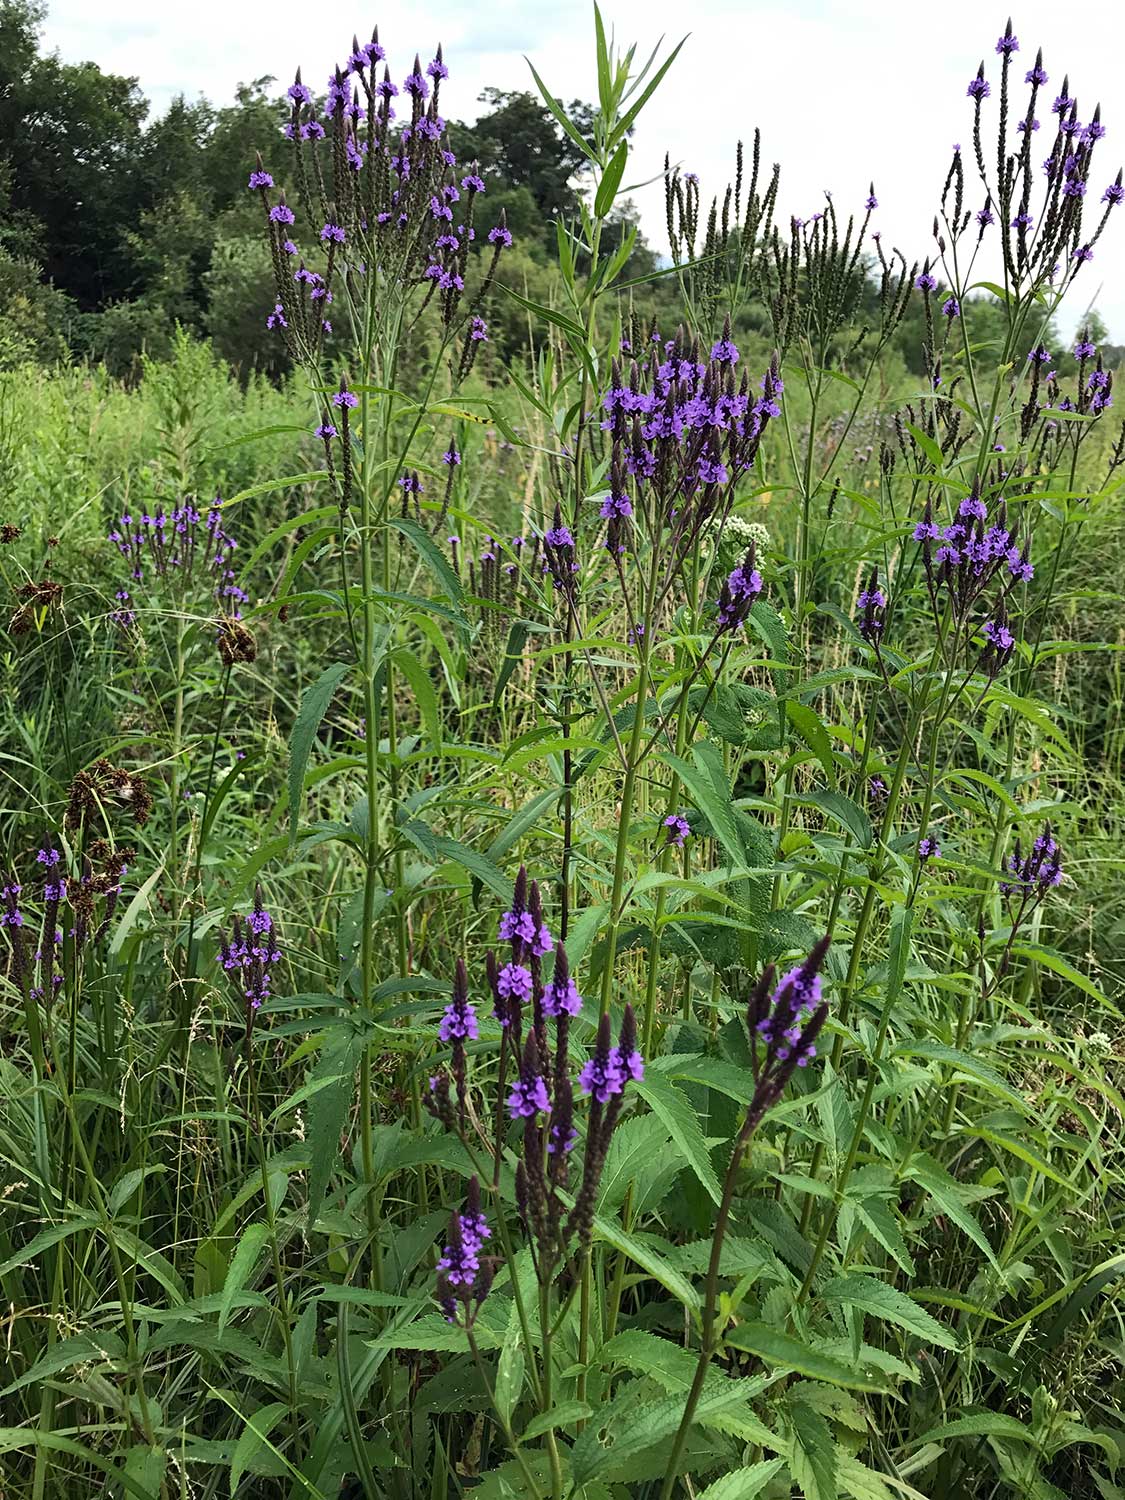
[1000,823,1063,900]
[598,317,782,558]
[250,31,509,378]
[913,490,1032,629]
[219,888,281,1025]
[856,571,887,643]
[744,939,831,1125]
[428,869,643,1281]
[436,1176,494,1325]
[663,812,691,847]
[108,498,246,622]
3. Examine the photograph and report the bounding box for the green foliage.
[0,13,1123,1500]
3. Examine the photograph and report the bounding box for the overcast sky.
[38,0,1125,340]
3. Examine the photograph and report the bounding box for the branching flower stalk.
[659,941,830,1497]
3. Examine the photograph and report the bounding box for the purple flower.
[439,965,478,1043]
[915,271,938,291]
[288,78,313,105]
[497,963,532,1004]
[1074,338,1097,360]
[320,223,346,243]
[752,948,827,1068]
[219,888,281,1012]
[545,524,574,548]
[1011,212,1034,230]
[248,169,274,190]
[543,973,582,1018]
[488,225,513,247]
[427,56,449,80]
[917,836,941,862]
[913,518,940,542]
[983,618,1015,653]
[717,552,763,630]
[664,813,691,847]
[314,422,337,439]
[967,74,991,101]
[710,337,739,364]
[942,296,961,318]
[269,204,296,225]
[507,1073,550,1119]
[1103,180,1125,205]
[1072,245,1094,264]
[578,1048,625,1102]
[332,389,359,409]
[600,491,633,520]
[976,205,995,228]
[995,30,1018,55]
[1025,64,1048,86]
[403,68,429,99]
[470,317,489,342]
[865,186,878,210]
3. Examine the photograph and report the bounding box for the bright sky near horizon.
[38,0,1125,340]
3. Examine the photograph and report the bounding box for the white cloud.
[39,0,1125,339]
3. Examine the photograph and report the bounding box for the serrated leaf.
[231,1402,289,1494]
[289,662,350,849]
[725,1323,887,1392]
[822,1273,959,1351]
[802,789,872,849]
[305,1025,358,1226]
[633,1074,722,1205]
[791,1399,838,1500]
[786,700,836,788]
[219,1224,270,1334]
[854,1199,916,1276]
[521,1402,593,1441]
[696,1460,787,1499]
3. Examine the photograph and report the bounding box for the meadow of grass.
[1,16,1125,1500]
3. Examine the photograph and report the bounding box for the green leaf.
[0,1214,98,1277]
[633,1074,722,1205]
[0,1331,125,1398]
[109,864,166,957]
[904,422,944,471]
[398,819,513,903]
[493,1301,525,1426]
[524,60,598,164]
[790,1399,839,1500]
[906,1156,997,1270]
[696,1460,787,1500]
[224,471,331,510]
[802,789,872,849]
[289,663,351,849]
[232,1402,289,1495]
[393,647,443,754]
[590,1217,700,1310]
[891,1041,1024,1109]
[1010,944,1118,1015]
[912,1411,1035,1445]
[595,141,629,219]
[598,1329,698,1391]
[854,1198,916,1276]
[384,518,465,615]
[786,701,836,788]
[219,1223,270,1334]
[725,1323,888,1392]
[305,1025,358,1226]
[492,619,530,709]
[822,1273,959,1351]
[521,1402,593,1441]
